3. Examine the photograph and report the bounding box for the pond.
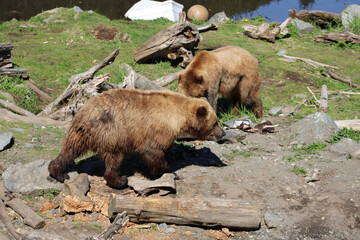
[0,0,358,23]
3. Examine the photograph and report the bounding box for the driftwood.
[26,79,52,102]
[154,69,184,86]
[108,195,261,230]
[0,109,69,127]
[289,9,341,28]
[198,23,218,32]
[39,48,120,117]
[127,173,176,197]
[319,85,328,112]
[315,31,360,44]
[0,68,28,78]
[278,53,338,69]
[314,90,360,95]
[133,22,200,67]
[326,69,360,88]
[0,43,13,68]
[0,182,45,230]
[83,211,129,240]
[0,98,35,116]
[242,17,292,43]
[335,120,360,131]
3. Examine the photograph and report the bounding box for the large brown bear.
[178,46,263,118]
[48,89,225,189]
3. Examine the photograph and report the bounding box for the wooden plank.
[108,194,261,230]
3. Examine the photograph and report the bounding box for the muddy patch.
[93,24,118,41]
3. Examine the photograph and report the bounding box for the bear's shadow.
[64,143,226,180]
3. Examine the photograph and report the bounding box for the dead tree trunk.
[315,31,360,44]
[108,194,261,230]
[133,22,200,67]
[288,9,341,28]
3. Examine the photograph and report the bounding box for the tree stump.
[133,22,200,67]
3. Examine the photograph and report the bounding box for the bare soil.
[1,116,359,239]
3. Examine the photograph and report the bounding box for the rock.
[350,149,360,159]
[73,6,83,13]
[291,93,308,100]
[159,223,168,231]
[330,138,360,154]
[43,15,54,24]
[127,173,176,196]
[217,129,246,144]
[292,18,315,34]
[341,4,360,28]
[2,159,78,193]
[63,195,94,213]
[0,132,13,151]
[165,228,175,234]
[289,112,339,143]
[281,105,294,116]
[269,107,282,116]
[9,128,25,132]
[264,212,284,228]
[305,169,321,183]
[277,49,287,56]
[208,12,229,23]
[0,91,15,103]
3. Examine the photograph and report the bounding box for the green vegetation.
[39,188,60,200]
[291,166,307,175]
[89,223,102,231]
[222,149,255,160]
[0,8,359,122]
[349,16,360,34]
[328,128,360,144]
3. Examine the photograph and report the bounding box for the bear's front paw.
[105,174,128,189]
[49,172,70,183]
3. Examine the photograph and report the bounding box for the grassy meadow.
[0,8,359,121]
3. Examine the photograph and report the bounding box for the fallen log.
[315,31,360,44]
[0,68,28,78]
[133,22,200,67]
[26,79,52,102]
[0,98,35,116]
[242,17,292,43]
[314,90,360,95]
[0,182,45,230]
[326,69,360,88]
[319,84,328,112]
[108,195,261,230]
[0,43,13,68]
[334,120,360,131]
[288,9,341,28]
[0,199,21,240]
[154,69,184,87]
[39,48,120,117]
[278,53,338,69]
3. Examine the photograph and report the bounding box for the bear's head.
[178,70,208,99]
[187,98,225,141]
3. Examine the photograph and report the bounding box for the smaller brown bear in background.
[48,89,225,189]
[178,46,263,118]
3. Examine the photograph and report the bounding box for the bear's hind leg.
[102,152,128,189]
[140,147,170,176]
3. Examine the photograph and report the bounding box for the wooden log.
[319,85,328,112]
[108,195,261,230]
[133,22,200,66]
[0,98,35,116]
[154,69,184,86]
[198,23,218,33]
[334,120,360,131]
[0,68,28,78]
[26,79,52,102]
[326,69,360,88]
[315,31,360,44]
[288,9,341,28]
[0,182,45,230]
[0,43,13,52]
[0,199,21,240]
[279,54,338,69]
[242,17,292,43]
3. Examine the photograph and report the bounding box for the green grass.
[38,188,60,200]
[328,128,360,144]
[291,166,307,175]
[222,149,255,160]
[0,8,359,119]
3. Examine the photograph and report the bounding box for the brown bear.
[48,88,225,189]
[178,46,263,118]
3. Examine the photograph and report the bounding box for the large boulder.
[0,132,13,151]
[292,18,315,34]
[288,112,339,143]
[341,4,360,28]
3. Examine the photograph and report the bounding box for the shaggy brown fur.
[48,89,225,189]
[178,46,263,118]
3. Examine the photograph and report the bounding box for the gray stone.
[291,93,308,100]
[0,132,13,151]
[159,223,168,231]
[330,138,360,154]
[2,159,79,194]
[9,128,25,132]
[341,4,360,28]
[292,18,315,34]
[289,112,339,143]
[281,105,294,116]
[25,143,34,148]
[350,149,360,159]
[208,12,229,23]
[74,6,83,13]
[165,228,175,234]
[264,212,284,228]
[269,107,282,116]
[0,91,15,103]
[277,49,287,56]
[43,15,54,24]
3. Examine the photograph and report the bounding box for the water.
[0,0,358,23]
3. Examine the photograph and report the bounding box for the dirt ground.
[0,116,359,240]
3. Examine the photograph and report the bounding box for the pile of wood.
[0,42,28,78]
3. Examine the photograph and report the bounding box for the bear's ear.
[195,75,204,84]
[196,106,207,118]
